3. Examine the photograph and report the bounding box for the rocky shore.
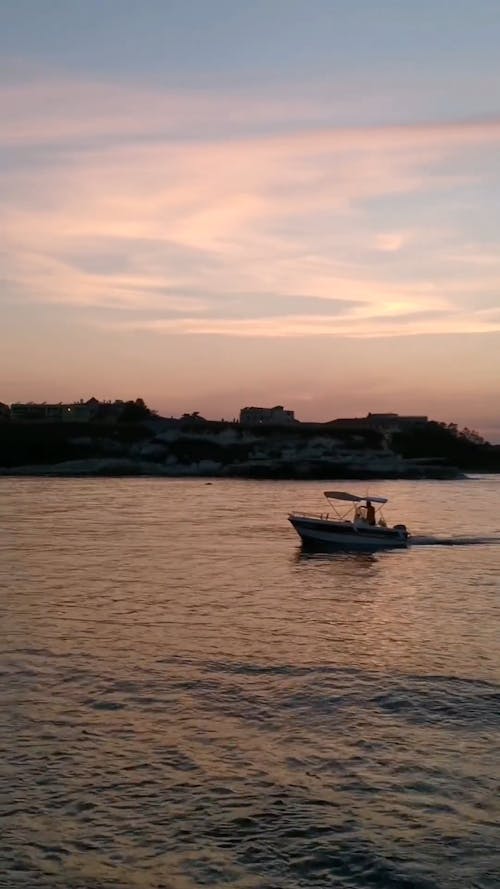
[0,420,468,479]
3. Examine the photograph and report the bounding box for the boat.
[289,490,410,550]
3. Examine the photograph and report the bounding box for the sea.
[1,476,499,889]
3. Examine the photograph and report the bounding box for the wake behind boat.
[289,490,410,551]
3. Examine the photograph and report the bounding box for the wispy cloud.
[0,78,335,146]
[2,75,500,339]
[101,307,500,339]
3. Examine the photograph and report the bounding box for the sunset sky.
[2,1,499,440]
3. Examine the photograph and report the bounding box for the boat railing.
[291,510,378,525]
[290,511,335,520]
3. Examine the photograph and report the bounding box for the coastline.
[0,456,467,480]
[1,417,496,480]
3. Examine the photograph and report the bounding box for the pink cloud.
[2,75,500,342]
[100,310,500,339]
[2,75,500,150]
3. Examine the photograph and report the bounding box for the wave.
[411,535,500,547]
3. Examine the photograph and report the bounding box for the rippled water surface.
[1,477,499,889]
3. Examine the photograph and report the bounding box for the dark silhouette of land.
[0,402,498,478]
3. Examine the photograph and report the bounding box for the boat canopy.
[324,490,388,505]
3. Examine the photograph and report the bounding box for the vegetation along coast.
[1,398,498,480]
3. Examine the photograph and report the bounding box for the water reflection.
[1,477,500,889]
[294,547,380,571]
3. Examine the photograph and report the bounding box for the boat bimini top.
[321,491,388,523]
[324,491,388,504]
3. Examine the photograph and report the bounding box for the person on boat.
[366,500,376,525]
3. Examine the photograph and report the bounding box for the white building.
[239,405,296,425]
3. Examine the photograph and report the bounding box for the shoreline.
[1,418,497,480]
[0,459,468,481]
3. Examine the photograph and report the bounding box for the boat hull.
[289,515,409,551]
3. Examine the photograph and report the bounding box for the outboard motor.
[394,523,409,539]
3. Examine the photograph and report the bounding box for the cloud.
[2,74,500,339]
[0,78,337,147]
[100,306,500,339]
[374,231,414,252]
[2,74,500,150]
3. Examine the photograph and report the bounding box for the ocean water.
[1,476,499,889]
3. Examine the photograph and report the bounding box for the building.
[10,398,118,423]
[0,402,10,421]
[367,412,428,427]
[10,402,64,422]
[63,398,101,422]
[328,413,428,432]
[239,405,296,425]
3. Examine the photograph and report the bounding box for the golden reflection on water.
[1,477,499,888]
[2,476,500,677]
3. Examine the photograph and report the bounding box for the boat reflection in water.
[289,490,410,552]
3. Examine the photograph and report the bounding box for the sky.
[1,0,500,440]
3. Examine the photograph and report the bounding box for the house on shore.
[328,412,428,432]
[239,405,297,425]
[9,398,125,423]
[0,402,10,421]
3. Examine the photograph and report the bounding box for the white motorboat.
[289,490,410,550]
